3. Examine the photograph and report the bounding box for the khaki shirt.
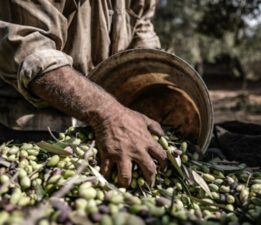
[0,0,160,131]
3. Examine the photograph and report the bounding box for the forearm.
[30,66,166,187]
[30,66,121,127]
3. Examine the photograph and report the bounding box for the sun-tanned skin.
[30,66,167,187]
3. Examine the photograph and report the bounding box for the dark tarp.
[210,121,261,167]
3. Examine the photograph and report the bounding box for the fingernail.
[119,178,130,188]
[150,175,156,187]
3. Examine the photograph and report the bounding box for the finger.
[148,142,167,170]
[117,158,132,187]
[136,153,157,187]
[144,116,164,136]
[100,158,113,179]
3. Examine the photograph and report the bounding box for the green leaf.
[251,196,261,206]
[210,162,246,172]
[88,165,119,192]
[37,141,73,156]
[166,149,184,177]
[190,169,212,198]
[190,196,228,211]
[192,160,247,172]
[158,187,172,199]
[181,165,194,185]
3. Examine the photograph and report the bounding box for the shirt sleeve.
[0,0,73,108]
[129,0,161,49]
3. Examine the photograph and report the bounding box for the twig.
[47,127,62,143]
[246,172,252,187]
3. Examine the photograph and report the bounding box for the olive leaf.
[190,169,212,198]
[157,187,172,199]
[209,162,246,172]
[192,160,246,172]
[182,165,194,185]
[88,165,119,192]
[251,196,261,206]
[37,141,73,156]
[166,148,184,177]
[190,196,228,211]
[72,176,97,185]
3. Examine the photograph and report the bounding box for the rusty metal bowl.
[89,49,213,153]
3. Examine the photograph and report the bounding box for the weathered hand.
[94,105,167,187]
[30,66,166,187]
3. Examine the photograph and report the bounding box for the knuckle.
[158,146,167,157]
[132,149,147,159]
[151,144,166,157]
[119,173,131,180]
[162,151,167,159]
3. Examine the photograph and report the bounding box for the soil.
[205,79,261,125]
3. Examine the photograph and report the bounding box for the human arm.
[0,0,166,187]
[30,66,167,187]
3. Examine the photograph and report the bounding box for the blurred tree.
[154,0,261,80]
[154,0,205,62]
[239,23,261,80]
[197,0,260,42]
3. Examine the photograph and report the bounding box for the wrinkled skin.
[95,107,166,187]
[31,66,167,187]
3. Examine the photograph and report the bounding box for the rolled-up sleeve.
[0,0,73,108]
[129,0,161,49]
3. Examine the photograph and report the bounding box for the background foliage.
[154,0,261,80]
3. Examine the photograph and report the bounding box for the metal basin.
[89,49,213,153]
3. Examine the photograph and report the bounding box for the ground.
[206,79,261,125]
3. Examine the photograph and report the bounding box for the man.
[0,0,166,187]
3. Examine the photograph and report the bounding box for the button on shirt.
[0,0,160,131]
